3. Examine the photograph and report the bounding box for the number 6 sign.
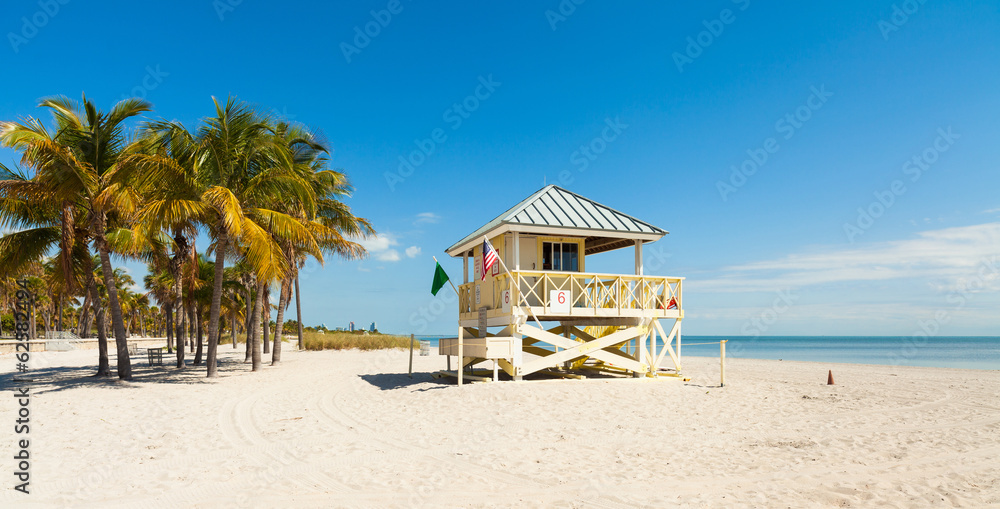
[549,290,570,314]
[501,290,511,313]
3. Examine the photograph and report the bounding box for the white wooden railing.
[459,270,682,319]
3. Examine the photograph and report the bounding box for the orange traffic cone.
[827,370,835,385]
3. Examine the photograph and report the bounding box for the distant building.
[369,321,376,333]
[349,321,355,332]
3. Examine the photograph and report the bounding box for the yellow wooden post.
[457,325,464,387]
[720,340,727,387]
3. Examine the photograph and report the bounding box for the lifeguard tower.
[438,185,684,383]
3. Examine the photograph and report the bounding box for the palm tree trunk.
[176,298,185,368]
[57,298,63,331]
[194,306,204,365]
[272,276,290,365]
[232,311,237,349]
[187,301,195,352]
[88,277,111,377]
[165,303,174,354]
[29,300,36,340]
[42,310,51,338]
[250,281,266,371]
[295,274,304,350]
[95,226,132,380]
[205,230,228,377]
[78,291,91,337]
[262,288,270,355]
[244,287,253,362]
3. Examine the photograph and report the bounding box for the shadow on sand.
[358,372,450,391]
[1,354,252,395]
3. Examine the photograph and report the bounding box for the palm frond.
[0,227,60,277]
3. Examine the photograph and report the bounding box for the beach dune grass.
[219,331,415,351]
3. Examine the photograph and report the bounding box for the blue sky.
[2,1,999,335]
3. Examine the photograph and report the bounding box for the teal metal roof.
[446,185,667,256]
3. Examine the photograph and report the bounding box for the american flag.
[482,238,499,280]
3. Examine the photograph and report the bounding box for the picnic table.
[146,347,163,366]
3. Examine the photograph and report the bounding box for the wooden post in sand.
[408,333,414,378]
[720,340,727,387]
[457,326,464,386]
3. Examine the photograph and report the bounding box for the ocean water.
[413,335,1000,370]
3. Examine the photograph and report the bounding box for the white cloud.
[414,212,440,225]
[405,246,421,258]
[356,233,404,262]
[982,208,1000,215]
[358,233,397,252]
[695,222,1000,294]
[377,250,401,262]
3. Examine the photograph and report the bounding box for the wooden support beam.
[519,324,646,376]
[568,326,596,343]
[434,370,493,383]
[523,346,555,358]
[635,239,643,276]
[558,318,642,328]
[652,320,680,371]
[579,364,631,376]
[513,231,520,270]
[462,356,486,367]
[464,327,493,338]
[634,325,649,377]
[720,340,727,387]
[598,343,637,362]
[538,369,586,380]
[497,358,515,376]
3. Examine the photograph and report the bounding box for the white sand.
[2,345,998,507]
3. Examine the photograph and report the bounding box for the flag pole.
[484,236,544,330]
[432,256,461,297]
[431,256,464,385]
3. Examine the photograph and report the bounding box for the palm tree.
[132,120,202,368]
[0,95,152,379]
[143,97,318,375]
[145,268,175,350]
[265,122,372,363]
[0,162,116,374]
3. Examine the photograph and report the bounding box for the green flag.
[431,262,450,296]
